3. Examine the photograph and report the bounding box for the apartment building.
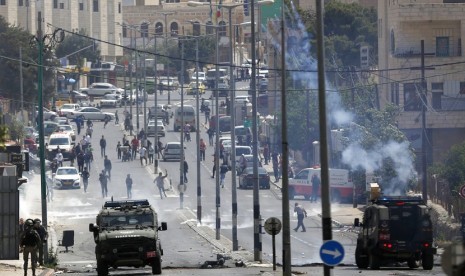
[378,0,465,166]
[0,0,123,62]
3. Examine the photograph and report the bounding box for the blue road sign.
[319,240,345,266]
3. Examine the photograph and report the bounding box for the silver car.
[163,142,182,161]
[147,120,165,137]
[66,107,114,121]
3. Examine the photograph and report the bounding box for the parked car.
[66,107,114,121]
[237,154,262,175]
[70,90,90,101]
[84,82,123,97]
[35,107,57,121]
[58,103,80,117]
[186,82,206,95]
[53,167,81,189]
[147,119,165,137]
[24,138,38,153]
[163,142,182,161]
[99,94,121,108]
[238,167,270,189]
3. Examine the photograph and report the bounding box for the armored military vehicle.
[354,192,436,270]
[89,199,167,275]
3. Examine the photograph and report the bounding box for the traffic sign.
[319,240,344,266]
[264,217,282,235]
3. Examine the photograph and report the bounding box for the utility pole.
[250,0,262,262]
[215,24,221,241]
[153,35,159,174]
[129,28,134,135]
[180,39,185,209]
[421,40,428,203]
[195,38,202,223]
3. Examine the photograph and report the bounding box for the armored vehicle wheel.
[97,260,108,276]
[355,246,368,269]
[422,253,434,270]
[152,256,162,275]
[407,257,420,268]
[369,253,380,270]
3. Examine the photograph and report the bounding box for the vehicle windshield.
[236,148,251,156]
[61,105,75,109]
[56,168,78,175]
[49,138,70,145]
[167,144,181,149]
[100,214,154,227]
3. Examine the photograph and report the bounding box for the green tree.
[431,142,465,193]
[0,16,57,109]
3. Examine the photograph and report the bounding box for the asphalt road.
[17,83,445,275]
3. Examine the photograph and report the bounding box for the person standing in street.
[32,219,48,267]
[310,174,321,203]
[139,146,147,166]
[293,202,307,232]
[154,169,168,199]
[263,143,270,165]
[126,174,133,199]
[20,219,41,276]
[199,138,206,161]
[100,135,107,158]
[220,162,229,188]
[131,136,139,160]
[55,150,63,167]
[115,110,119,124]
[204,106,210,124]
[183,159,188,183]
[207,128,214,146]
[116,141,122,160]
[81,167,90,193]
[272,151,279,182]
[148,144,155,164]
[99,170,109,198]
[103,155,112,181]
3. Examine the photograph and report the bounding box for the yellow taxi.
[186,81,206,95]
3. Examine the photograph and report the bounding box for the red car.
[24,138,38,153]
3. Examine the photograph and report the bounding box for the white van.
[173,105,196,132]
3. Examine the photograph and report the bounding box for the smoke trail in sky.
[266,2,416,192]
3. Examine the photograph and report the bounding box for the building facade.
[378,0,465,167]
[0,0,123,62]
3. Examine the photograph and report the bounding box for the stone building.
[378,0,465,167]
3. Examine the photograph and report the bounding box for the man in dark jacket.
[33,219,48,266]
[103,155,112,181]
[20,219,41,276]
[99,135,107,158]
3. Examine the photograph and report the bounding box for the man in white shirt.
[139,146,147,166]
[80,136,88,151]
[55,150,64,167]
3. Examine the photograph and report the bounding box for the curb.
[39,268,55,276]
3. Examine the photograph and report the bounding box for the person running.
[99,170,109,198]
[103,115,110,128]
[293,202,307,232]
[154,169,168,199]
[81,167,90,193]
[125,174,133,199]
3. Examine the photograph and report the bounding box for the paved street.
[2,84,446,275]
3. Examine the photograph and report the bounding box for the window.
[436,37,450,57]
[390,29,395,54]
[170,22,178,36]
[403,83,421,111]
[141,22,149,38]
[118,2,121,13]
[155,22,163,35]
[53,0,57,8]
[122,25,127,38]
[193,21,200,36]
[59,2,64,9]
[0,0,5,5]
[431,82,443,110]
[390,82,399,105]
[460,82,465,94]
[206,21,213,35]
[79,1,83,10]
[93,0,98,12]
[219,21,227,37]
[459,38,462,56]
[165,0,180,2]
[18,0,23,6]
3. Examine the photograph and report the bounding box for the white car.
[35,107,57,121]
[85,83,124,97]
[66,107,114,121]
[53,167,81,189]
[163,142,182,161]
[99,94,121,108]
[58,103,80,117]
[58,124,76,141]
[147,119,165,137]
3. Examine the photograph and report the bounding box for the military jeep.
[354,195,436,270]
[89,199,167,275]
